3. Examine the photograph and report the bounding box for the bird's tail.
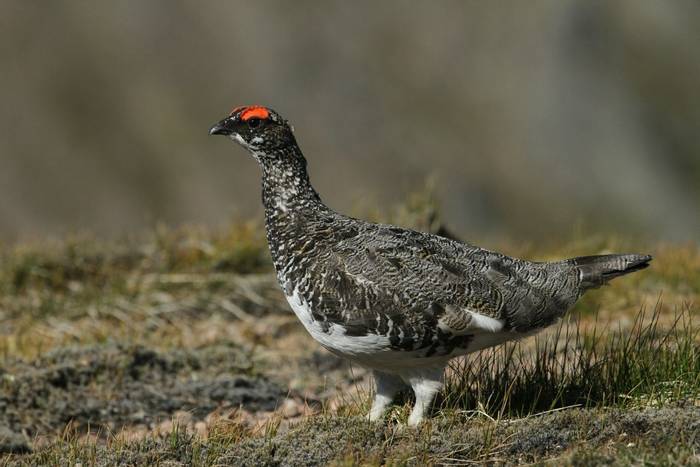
[567,253,652,290]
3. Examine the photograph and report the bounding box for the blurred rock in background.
[1,1,698,242]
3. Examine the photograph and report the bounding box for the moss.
[0,343,284,447]
[220,417,386,466]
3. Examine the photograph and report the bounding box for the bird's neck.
[259,146,327,273]
[260,146,322,214]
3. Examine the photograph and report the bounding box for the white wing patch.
[438,307,505,335]
[468,310,504,333]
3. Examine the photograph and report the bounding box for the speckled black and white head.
[210,105,320,225]
[209,106,296,159]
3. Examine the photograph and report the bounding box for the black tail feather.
[568,253,652,290]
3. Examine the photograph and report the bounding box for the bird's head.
[209,106,296,158]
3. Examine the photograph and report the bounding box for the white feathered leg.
[405,367,444,427]
[368,370,405,422]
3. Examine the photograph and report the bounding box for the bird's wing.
[313,221,580,336]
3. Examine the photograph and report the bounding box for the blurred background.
[1,1,698,243]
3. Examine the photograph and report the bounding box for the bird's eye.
[247,118,262,129]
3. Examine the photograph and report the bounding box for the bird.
[209,105,651,426]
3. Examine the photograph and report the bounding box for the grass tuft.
[443,304,699,419]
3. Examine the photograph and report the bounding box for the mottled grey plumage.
[209,106,652,425]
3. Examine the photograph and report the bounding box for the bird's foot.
[407,410,425,427]
[367,405,387,422]
[405,368,443,428]
[367,370,406,423]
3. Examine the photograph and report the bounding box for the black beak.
[209,118,234,136]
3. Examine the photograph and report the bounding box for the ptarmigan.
[209,106,651,426]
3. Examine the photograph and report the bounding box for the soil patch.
[0,343,286,453]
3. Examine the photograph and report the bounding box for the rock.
[280,398,302,418]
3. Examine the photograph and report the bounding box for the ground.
[1,200,698,465]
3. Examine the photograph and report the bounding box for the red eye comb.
[230,106,270,121]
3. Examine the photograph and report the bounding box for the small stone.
[157,420,173,434]
[280,398,301,418]
[195,421,208,437]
